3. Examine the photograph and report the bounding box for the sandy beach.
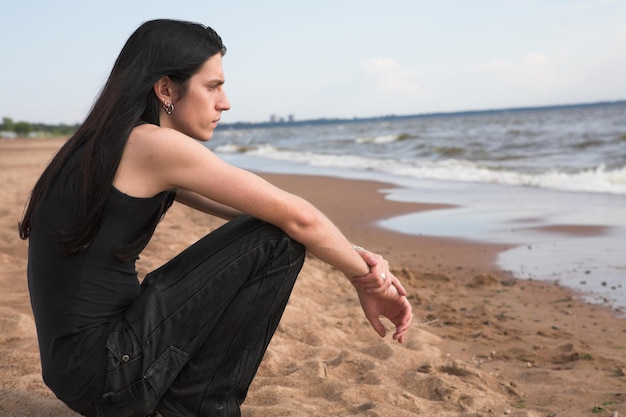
[1,138,625,417]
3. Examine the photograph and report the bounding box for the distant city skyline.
[3,1,626,125]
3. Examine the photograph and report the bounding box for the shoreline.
[1,138,625,416]
[219,151,626,313]
[258,168,626,314]
[258,173,514,277]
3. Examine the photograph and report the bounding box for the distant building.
[269,114,295,123]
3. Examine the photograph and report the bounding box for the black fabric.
[27,149,175,412]
[91,216,304,417]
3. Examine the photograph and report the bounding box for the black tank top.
[27,148,175,411]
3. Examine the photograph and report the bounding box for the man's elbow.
[283,205,324,241]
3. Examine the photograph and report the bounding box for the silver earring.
[162,102,174,115]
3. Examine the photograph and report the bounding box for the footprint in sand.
[360,342,394,361]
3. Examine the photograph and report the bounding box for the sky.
[2,0,626,125]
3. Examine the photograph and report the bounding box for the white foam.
[354,134,398,144]
[214,145,626,195]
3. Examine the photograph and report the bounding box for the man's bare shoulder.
[128,124,208,160]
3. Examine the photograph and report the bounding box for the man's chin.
[194,131,214,142]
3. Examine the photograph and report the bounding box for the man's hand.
[351,247,412,342]
[352,247,407,296]
[357,285,412,343]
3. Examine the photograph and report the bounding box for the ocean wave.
[213,143,259,153]
[354,133,418,144]
[213,144,626,195]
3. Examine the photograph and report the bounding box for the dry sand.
[1,138,625,417]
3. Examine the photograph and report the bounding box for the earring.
[162,102,174,115]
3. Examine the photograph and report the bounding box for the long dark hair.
[18,19,226,254]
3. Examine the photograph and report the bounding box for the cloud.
[363,58,423,97]
[469,52,582,91]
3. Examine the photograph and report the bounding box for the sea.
[208,101,626,312]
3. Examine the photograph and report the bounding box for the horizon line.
[220,99,626,129]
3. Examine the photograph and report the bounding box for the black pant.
[84,216,305,417]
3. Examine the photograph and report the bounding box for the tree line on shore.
[1,117,79,138]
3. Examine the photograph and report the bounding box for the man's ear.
[153,76,174,105]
